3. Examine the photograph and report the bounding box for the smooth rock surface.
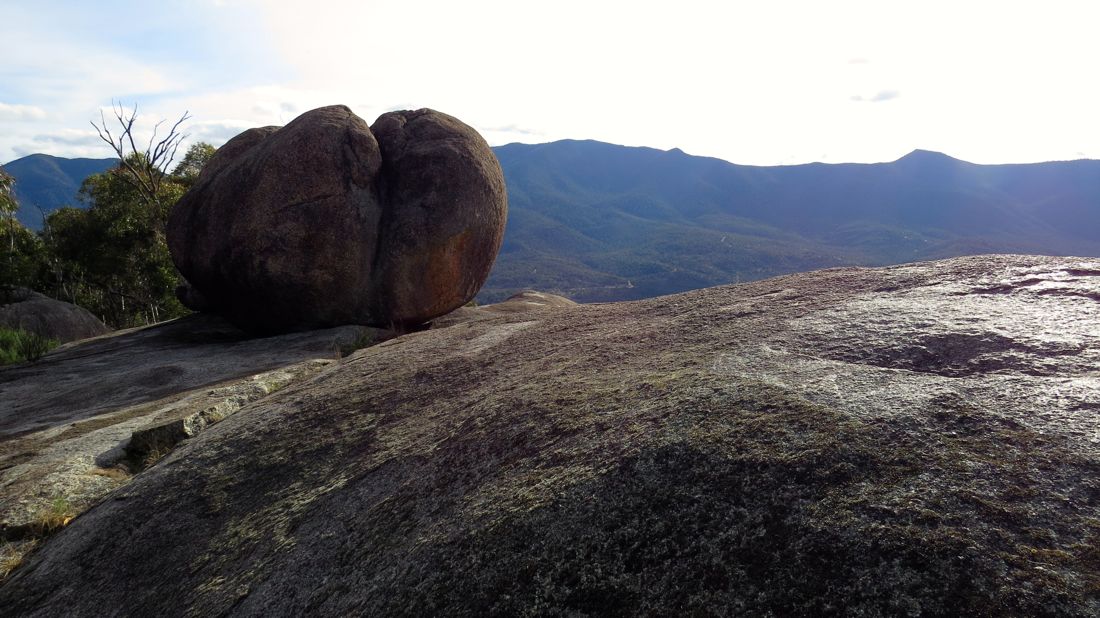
[0,313,392,541]
[0,288,109,343]
[167,105,507,333]
[1,361,331,536]
[3,255,1100,616]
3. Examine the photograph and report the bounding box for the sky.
[2,0,1100,166]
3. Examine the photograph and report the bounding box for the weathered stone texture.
[168,105,507,333]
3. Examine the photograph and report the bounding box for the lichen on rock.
[2,255,1100,615]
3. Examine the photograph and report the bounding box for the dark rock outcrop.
[3,255,1100,615]
[167,105,507,334]
[0,288,109,343]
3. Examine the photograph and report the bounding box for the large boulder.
[0,288,109,343]
[167,105,507,333]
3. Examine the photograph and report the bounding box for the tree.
[40,158,187,327]
[0,167,46,293]
[35,107,216,327]
[20,105,216,327]
[173,142,216,187]
[91,102,190,212]
[0,167,15,217]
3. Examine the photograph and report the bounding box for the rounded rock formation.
[167,105,507,333]
[0,287,110,343]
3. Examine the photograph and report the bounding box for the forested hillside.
[482,141,1100,301]
[9,143,1100,304]
[2,155,116,229]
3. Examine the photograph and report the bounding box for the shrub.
[336,329,380,358]
[0,327,58,365]
[29,497,74,536]
[16,330,54,362]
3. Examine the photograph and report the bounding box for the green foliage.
[0,113,213,330]
[0,114,218,329]
[173,142,216,186]
[0,327,21,365]
[0,216,47,290]
[15,105,211,328]
[0,167,48,290]
[0,326,58,365]
[91,103,190,212]
[17,330,55,362]
[336,328,382,357]
[30,496,74,536]
[38,157,189,328]
[0,167,16,218]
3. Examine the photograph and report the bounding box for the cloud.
[10,144,38,159]
[0,103,47,121]
[851,90,900,103]
[4,1,1100,165]
[483,124,543,137]
[4,129,107,161]
[6,138,107,162]
[189,120,257,145]
[250,101,300,122]
[32,129,101,147]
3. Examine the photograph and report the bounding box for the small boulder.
[0,288,110,343]
[167,105,507,333]
[491,291,578,312]
[431,291,577,328]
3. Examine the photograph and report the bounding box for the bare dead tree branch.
[90,101,191,209]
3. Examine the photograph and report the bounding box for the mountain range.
[481,141,1100,302]
[1,154,116,229]
[5,143,1099,302]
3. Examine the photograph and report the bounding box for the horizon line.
[5,140,1098,169]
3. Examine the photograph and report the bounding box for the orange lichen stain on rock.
[421,230,473,317]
